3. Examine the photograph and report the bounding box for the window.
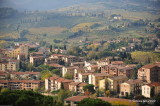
[66,101,70,103]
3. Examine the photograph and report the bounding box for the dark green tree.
[77,98,111,106]
[83,84,95,94]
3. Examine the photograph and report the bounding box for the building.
[5,44,28,59]
[30,56,44,66]
[111,61,124,66]
[71,62,85,68]
[54,78,73,90]
[62,66,79,77]
[78,73,92,83]
[101,64,135,78]
[142,82,160,98]
[63,55,79,64]
[0,71,8,79]
[68,82,87,93]
[45,54,64,64]
[120,79,145,96]
[0,58,19,71]
[64,96,136,106]
[107,75,128,93]
[88,73,108,87]
[47,64,63,71]
[9,71,40,80]
[45,76,73,91]
[137,63,160,83]
[0,80,43,90]
[86,65,99,72]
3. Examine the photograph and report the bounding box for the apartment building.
[120,79,145,96]
[107,75,128,93]
[0,58,19,71]
[30,56,44,66]
[137,62,160,83]
[45,76,73,91]
[71,62,85,68]
[68,82,87,93]
[101,65,135,78]
[45,54,64,64]
[0,80,43,90]
[5,44,28,59]
[9,71,40,80]
[62,66,79,77]
[88,73,108,87]
[78,73,91,83]
[142,82,160,98]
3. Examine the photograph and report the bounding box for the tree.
[77,98,111,106]
[49,45,52,53]
[105,90,110,97]
[0,90,54,106]
[64,73,72,80]
[57,89,72,103]
[20,30,29,38]
[83,84,95,94]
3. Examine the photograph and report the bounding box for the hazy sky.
[0,0,94,10]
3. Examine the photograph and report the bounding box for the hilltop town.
[0,38,160,106]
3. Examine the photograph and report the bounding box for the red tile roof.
[65,96,133,103]
[0,80,43,83]
[92,73,108,77]
[125,79,144,85]
[49,76,59,80]
[111,61,124,65]
[142,62,160,69]
[9,71,40,75]
[64,96,88,102]
[147,82,160,87]
[48,64,63,67]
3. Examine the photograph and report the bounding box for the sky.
[0,0,94,10]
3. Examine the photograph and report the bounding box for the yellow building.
[5,44,28,59]
[88,73,108,87]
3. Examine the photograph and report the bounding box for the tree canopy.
[0,90,54,106]
[77,98,111,106]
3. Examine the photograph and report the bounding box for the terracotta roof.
[9,72,40,75]
[92,73,108,77]
[108,75,128,80]
[31,52,43,54]
[111,61,124,65]
[62,79,73,83]
[49,76,60,80]
[78,82,87,87]
[125,79,144,85]
[0,80,8,83]
[64,96,88,102]
[64,96,133,103]
[55,78,65,82]
[147,82,160,87]
[89,65,98,68]
[52,54,65,57]
[65,66,79,69]
[141,63,160,69]
[80,73,92,75]
[48,64,63,67]
[0,80,42,83]
[69,82,81,86]
[31,56,44,58]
